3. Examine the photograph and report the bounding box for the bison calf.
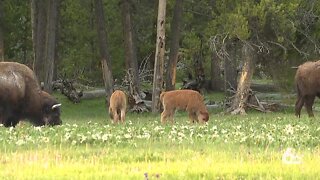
[109,90,127,123]
[160,89,209,124]
[295,60,320,117]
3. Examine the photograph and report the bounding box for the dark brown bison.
[160,89,209,124]
[0,62,62,127]
[295,60,320,117]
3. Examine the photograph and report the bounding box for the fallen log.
[81,89,106,99]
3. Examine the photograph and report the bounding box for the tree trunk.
[0,0,4,61]
[193,37,205,90]
[210,52,223,91]
[152,0,166,113]
[43,0,59,93]
[30,0,37,67]
[94,0,114,107]
[229,43,255,115]
[33,0,48,84]
[165,0,183,91]
[224,40,238,94]
[121,0,142,104]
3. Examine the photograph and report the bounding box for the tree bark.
[224,40,238,94]
[121,0,142,104]
[33,0,48,84]
[165,0,183,91]
[152,0,166,113]
[30,0,37,67]
[193,37,206,90]
[44,0,59,93]
[0,0,4,61]
[229,43,255,115]
[94,0,114,107]
[210,52,223,91]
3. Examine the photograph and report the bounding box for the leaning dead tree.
[210,35,269,114]
[228,43,256,115]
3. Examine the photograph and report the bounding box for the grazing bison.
[295,60,320,117]
[0,62,62,127]
[160,89,209,124]
[109,90,127,123]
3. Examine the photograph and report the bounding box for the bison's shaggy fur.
[0,62,62,127]
[160,90,209,124]
[109,90,127,123]
[295,60,320,117]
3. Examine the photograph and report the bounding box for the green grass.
[1,93,320,179]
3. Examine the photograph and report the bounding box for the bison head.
[198,111,209,122]
[41,91,62,126]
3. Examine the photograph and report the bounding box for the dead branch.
[52,79,83,103]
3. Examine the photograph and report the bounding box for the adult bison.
[295,60,320,117]
[0,62,62,127]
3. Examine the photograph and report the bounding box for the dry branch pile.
[226,88,285,113]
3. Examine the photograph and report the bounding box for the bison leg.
[161,110,168,124]
[295,96,304,118]
[120,109,126,123]
[188,111,197,123]
[161,109,174,124]
[304,95,316,117]
[113,112,120,123]
[109,107,114,119]
[4,117,19,127]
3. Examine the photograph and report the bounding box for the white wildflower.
[34,126,42,131]
[124,134,132,139]
[282,148,302,165]
[284,124,294,135]
[16,139,25,146]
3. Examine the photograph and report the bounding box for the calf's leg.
[120,109,126,123]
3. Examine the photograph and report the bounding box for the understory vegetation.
[1,94,320,179]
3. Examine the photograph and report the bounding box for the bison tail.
[160,91,166,103]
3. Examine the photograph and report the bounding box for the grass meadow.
[1,93,320,179]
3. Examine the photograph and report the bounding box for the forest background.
[1,0,320,113]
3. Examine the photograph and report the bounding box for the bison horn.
[52,103,62,109]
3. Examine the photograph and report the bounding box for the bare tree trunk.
[193,37,205,90]
[229,43,255,115]
[53,2,61,81]
[165,0,183,91]
[44,0,59,93]
[30,0,37,67]
[94,0,114,107]
[210,52,223,91]
[152,0,166,113]
[33,0,48,84]
[121,0,142,104]
[224,40,238,93]
[0,0,4,62]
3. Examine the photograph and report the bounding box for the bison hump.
[0,71,26,98]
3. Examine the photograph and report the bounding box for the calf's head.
[41,91,62,126]
[197,111,209,122]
